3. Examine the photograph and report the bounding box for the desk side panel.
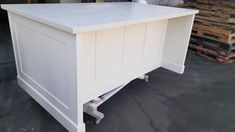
[161,14,195,74]
[77,20,168,103]
[8,13,83,132]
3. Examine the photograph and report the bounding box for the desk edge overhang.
[1,4,199,34]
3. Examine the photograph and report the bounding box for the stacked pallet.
[184,0,235,64]
[157,0,184,7]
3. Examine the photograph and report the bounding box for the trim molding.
[17,76,85,132]
[161,60,185,74]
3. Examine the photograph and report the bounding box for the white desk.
[1,3,198,132]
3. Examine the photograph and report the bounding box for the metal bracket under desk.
[83,75,149,124]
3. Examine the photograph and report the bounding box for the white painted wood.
[96,27,124,80]
[143,20,167,67]
[2,3,198,132]
[123,23,146,72]
[1,2,198,33]
[8,13,84,132]
[76,21,169,103]
[162,15,196,74]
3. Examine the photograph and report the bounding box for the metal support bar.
[83,75,149,124]
[83,84,127,124]
[138,74,149,82]
[83,101,104,124]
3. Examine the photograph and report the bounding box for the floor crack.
[127,90,162,132]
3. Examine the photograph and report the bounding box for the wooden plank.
[219,1,235,8]
[196,3,213,11]
[199,10,232,19]
[183,1,197,8]
[196,0,220,5]
[196,0,235,8]
[196,15,235,24]
[195,18,235,30]
[193,23,233,36]
[191,35,235,51]
[212,5,235,15]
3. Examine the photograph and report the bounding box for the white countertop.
[1,2,198,34]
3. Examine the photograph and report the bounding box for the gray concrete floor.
[0,22,16,83]
[1,23,235,132]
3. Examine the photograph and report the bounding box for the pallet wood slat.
[195,18,235,30]
[183,1,197,8]
[193,23,233,36]
[220,1,235,8]
[191,36,235,52]
[197,0,235,8]
[196,14,235,24]
[199,10,234,20]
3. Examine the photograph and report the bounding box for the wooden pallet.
[189,43,235,64]
[190,35,235,52]
[184,0,235,63]
[197,1,235,23]
[184,0,235,24]
[192,23,235,44]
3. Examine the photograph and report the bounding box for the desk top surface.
[1,2,198,34]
